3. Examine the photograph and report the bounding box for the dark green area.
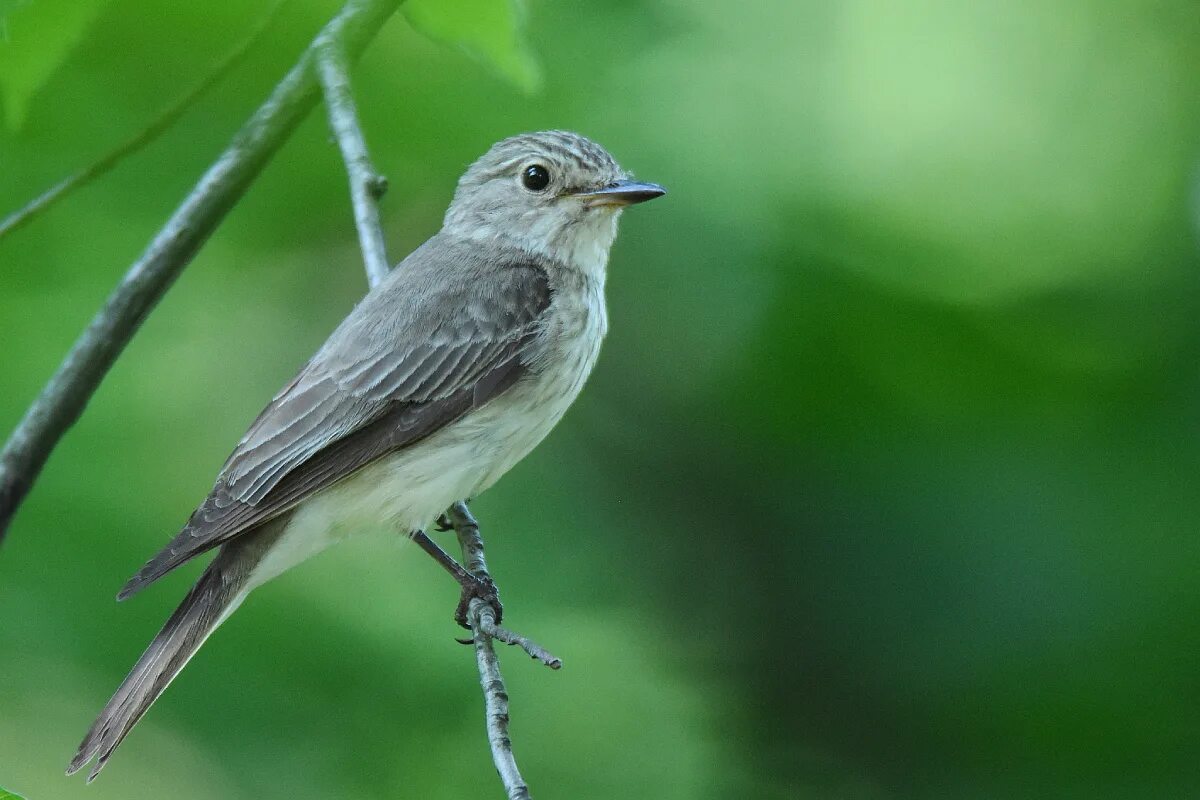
[2,1,1199,797]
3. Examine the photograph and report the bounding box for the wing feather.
[119,248,551,599]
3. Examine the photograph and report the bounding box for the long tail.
[67,534,265,781]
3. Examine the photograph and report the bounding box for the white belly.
[247,300,605,590]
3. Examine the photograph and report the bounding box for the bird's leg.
[434,497,473,532]
[432,502,563,668]
[409,529,502,628]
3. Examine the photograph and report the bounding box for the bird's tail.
[66,539,260,782]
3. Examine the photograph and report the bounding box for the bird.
[66,130,665,781]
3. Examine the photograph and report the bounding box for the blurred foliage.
[2,0,1200,798]
[403,0,539,92]
[0,0,111,129]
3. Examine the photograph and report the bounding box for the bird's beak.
[571,179,667,207]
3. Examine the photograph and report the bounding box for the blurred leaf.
[0,0,25,21]
[0,0,111,130]
[402,0,539,92]
[0,787,27,799]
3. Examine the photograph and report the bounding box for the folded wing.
[119,251,551,599]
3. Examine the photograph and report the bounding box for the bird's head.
[443,130,665,272]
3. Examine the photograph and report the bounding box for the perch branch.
[0,0,291,242]
[314,40,391,286]
[450,501,530,800]
[450,502,562,668]
[0,0,403,544]
[449,501,562,800]
[468,598,532,800]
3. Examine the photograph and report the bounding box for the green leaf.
[0,786,27,800]
[0,1,26,20]
[403,0,540,92]
[0,0,112,130]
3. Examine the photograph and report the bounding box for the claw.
[454,573,502,629]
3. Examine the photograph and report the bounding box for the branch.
[0,0,290,242]
[0,0,403,543]
[449,502,561,799]
[314,42,391,287]
[468,599,532,800]
[450,503,562,668]
[449,502,530,799]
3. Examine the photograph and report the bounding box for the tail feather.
[67,550,248,781]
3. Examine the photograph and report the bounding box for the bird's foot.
[434,513,454,532]
[455,572,502,629]
[454,590,563,669]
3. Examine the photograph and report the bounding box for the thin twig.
[314,41,391,286]
[0,0,291,242]
[485,619,563,670]
[449,502,562,668]
[468,598,532,800]
[449,502,534,799]
[450,501,489,577]
[0,0,403,544]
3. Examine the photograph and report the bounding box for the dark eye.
[522,164,551,191]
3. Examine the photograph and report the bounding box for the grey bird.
[67,130,664,780]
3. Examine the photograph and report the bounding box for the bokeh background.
[3,1,1200,797]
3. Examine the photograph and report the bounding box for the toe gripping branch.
[410,504,561,669]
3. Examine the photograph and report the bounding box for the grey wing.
[119,258,551,599]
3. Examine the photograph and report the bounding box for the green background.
[3,1,1200,797]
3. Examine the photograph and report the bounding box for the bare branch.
[314,41,391,286]
[0,0,403,544]
[447,503,561,667]
[0,0,291,242]
[484,618,563,670]
[468,598,533,800]
[448,501,560,797]
[450,500,490,577]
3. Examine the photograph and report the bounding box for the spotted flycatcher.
[68,130,665,779]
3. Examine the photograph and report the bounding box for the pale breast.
[457,273,607,493]
[250,274,608,588]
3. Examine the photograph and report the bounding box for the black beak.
[572,179,667,207]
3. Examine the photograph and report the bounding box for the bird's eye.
[522,164,551,192]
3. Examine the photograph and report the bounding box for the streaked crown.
[443,131,637,271]
[458,130,624,192]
